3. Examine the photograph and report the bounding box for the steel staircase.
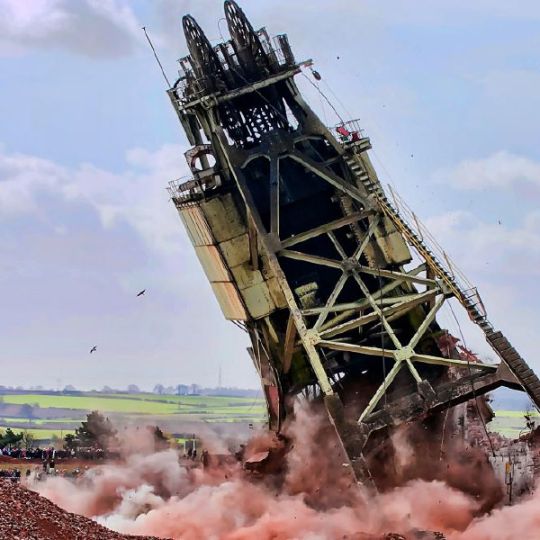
[343,148,540,409]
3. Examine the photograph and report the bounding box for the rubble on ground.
[0,479,169,540]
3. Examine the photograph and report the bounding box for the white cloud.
[420,207,540,369]
[0,143,190,255]
[0,0,142,58]
[0,147,65,214]
[0,142,258,390]
[435,151,540,193]
[425,209,540,278]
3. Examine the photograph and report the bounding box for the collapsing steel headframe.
[167,1,540,481]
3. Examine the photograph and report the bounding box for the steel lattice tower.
[167,1,540,482]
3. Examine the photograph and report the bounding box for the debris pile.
[0,479,167,540]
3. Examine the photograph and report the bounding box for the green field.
[2,391,533,442]
[2,393,264,414]
[0,417,79,425]
[488,410,539,438]
[130,394,259,405]
[0,391,266,442]
[2,394,180,414]
[0,427,75,440]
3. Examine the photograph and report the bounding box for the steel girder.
[211,127,513,479]
[170,1,539,484]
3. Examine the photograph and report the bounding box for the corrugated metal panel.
[194,245,230,282]
[211,282,247,320]
[179,206,214,246]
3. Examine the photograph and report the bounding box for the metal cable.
[377,267,388,406]
[231,320,248,333]
[301,73,345,124]
[142,27,171,88]
[246,389,262,414]
[320,78,355,122]
[439,385,454,461]
[447,301,496,457]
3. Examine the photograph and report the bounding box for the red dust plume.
[33,403,540,540]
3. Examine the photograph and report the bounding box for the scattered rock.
[0,479,169,540]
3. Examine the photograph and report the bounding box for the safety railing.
[329,119,368,145]
[167,176,212,207]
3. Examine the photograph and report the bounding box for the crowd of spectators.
[0,469,22,481]
[0,446,117,483]
[1,447,111,460]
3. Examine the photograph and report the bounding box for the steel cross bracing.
[169,0,540,482]
[213,126,524,471]
[351,157,540,411]
[278,212,498,421]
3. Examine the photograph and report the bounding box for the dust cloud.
[32,403,540,540]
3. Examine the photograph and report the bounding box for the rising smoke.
[32,403,540,540]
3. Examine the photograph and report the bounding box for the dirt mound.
[0,479,169,540]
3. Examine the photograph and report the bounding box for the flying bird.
[90,346,97,354]
[136,289,146,297]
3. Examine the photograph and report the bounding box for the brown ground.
[0,479,170,540]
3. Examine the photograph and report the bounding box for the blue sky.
[1,0,539,391]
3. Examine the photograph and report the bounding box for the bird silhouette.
[136,289,146,297]
[90,346,97,354]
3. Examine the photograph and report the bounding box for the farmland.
[0,391,266,442]
[487,409,538,438]
[0,390,535,443]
